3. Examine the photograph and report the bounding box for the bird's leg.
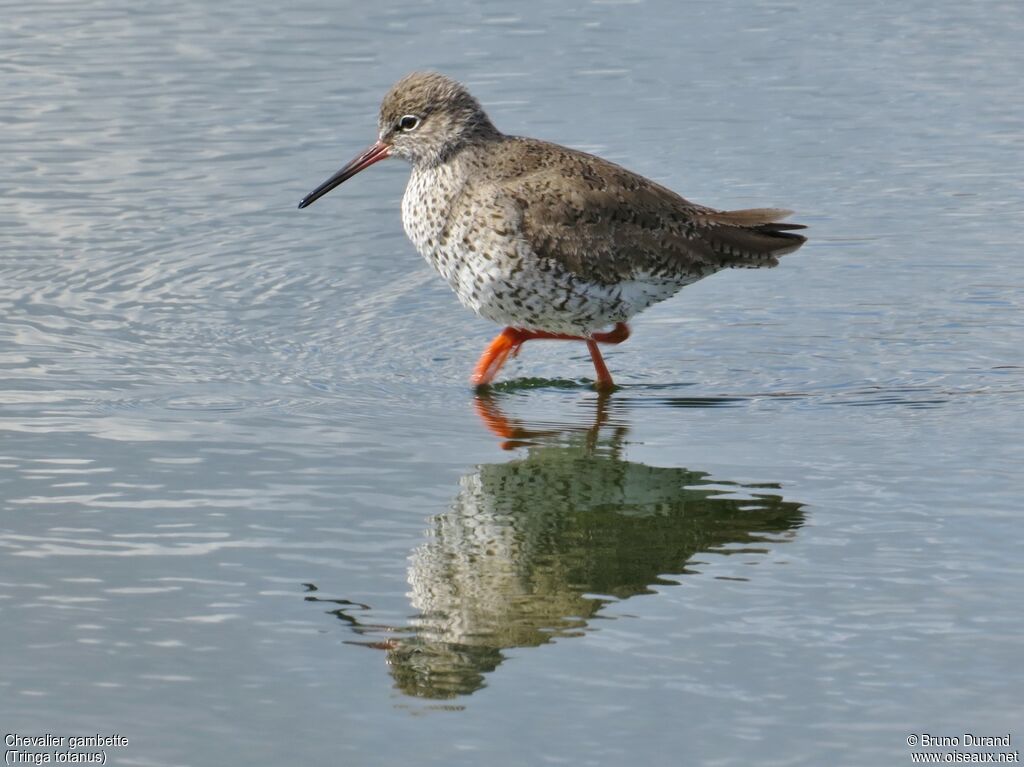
[582,323,630,389]
[586,340,615,391]
[471,327,526,386]
[470,323,630,388]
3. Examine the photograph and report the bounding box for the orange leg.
[586,340,615,391]
[470,322,630,388]
[470,327,527,386]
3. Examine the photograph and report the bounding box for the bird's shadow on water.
[303,390,806,701]
[481,376,753,409]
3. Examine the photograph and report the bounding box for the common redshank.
[298,72,806,389]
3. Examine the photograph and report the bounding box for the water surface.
[2,1,1022,765]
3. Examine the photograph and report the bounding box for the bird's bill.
[297,140,391,209]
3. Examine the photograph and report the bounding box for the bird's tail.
[697,208,807,268]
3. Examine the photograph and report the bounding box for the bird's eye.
[398,115,420,132]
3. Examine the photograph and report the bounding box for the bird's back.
[470,135,806,287]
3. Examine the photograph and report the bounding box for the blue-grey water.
[2,1,1022,765]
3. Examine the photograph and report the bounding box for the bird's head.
[379,72,497,166]
[298,72,497,209]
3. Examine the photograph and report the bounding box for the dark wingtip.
[297,198,310,209]
[754,222,807,232]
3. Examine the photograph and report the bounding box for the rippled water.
[3,1,1022,765]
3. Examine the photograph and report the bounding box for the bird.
[298,72,806,390]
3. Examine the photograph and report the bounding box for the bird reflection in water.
[305,393,805,699]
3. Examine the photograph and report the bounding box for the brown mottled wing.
[496,138,806,286]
